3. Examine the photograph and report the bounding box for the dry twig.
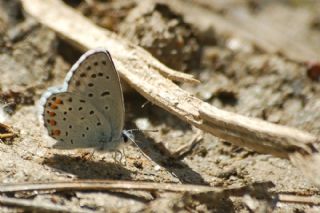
[278,194,320,205]
[200,103,317,159]
[0,123,16,140]
[0,180,223,193]
[21,0,320,186]
[1,180,320,207]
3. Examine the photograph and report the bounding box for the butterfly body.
[39,48,125,149]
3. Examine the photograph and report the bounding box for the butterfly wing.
[41,49,125,149]
[42,92,115,149]
[66,49,125,140]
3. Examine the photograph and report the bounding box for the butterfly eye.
[123,134,128,142]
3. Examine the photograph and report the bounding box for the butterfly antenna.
[123,131,154,162]
[123,130,179,180]
[141,100,150,108]
[126,129,158,134]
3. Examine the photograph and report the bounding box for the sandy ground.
[0,0,320,212]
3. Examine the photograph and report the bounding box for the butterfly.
[39,48,128,149]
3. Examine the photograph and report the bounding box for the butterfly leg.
[111,149,127,166]
[86,149,96,160]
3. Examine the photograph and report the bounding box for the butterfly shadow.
[43,153,132,180]
[132,134,209,185]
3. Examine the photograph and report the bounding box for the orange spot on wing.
[49,119,56,126]
[55,98,63,104]
[51,129,61,136]
[50,104,58,109]
[48,111,56,117]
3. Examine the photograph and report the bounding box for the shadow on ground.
[43,154,132,180]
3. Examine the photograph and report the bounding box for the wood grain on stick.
[22,0,320,185]
[21,0,198,84]
[200,103,316,158]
